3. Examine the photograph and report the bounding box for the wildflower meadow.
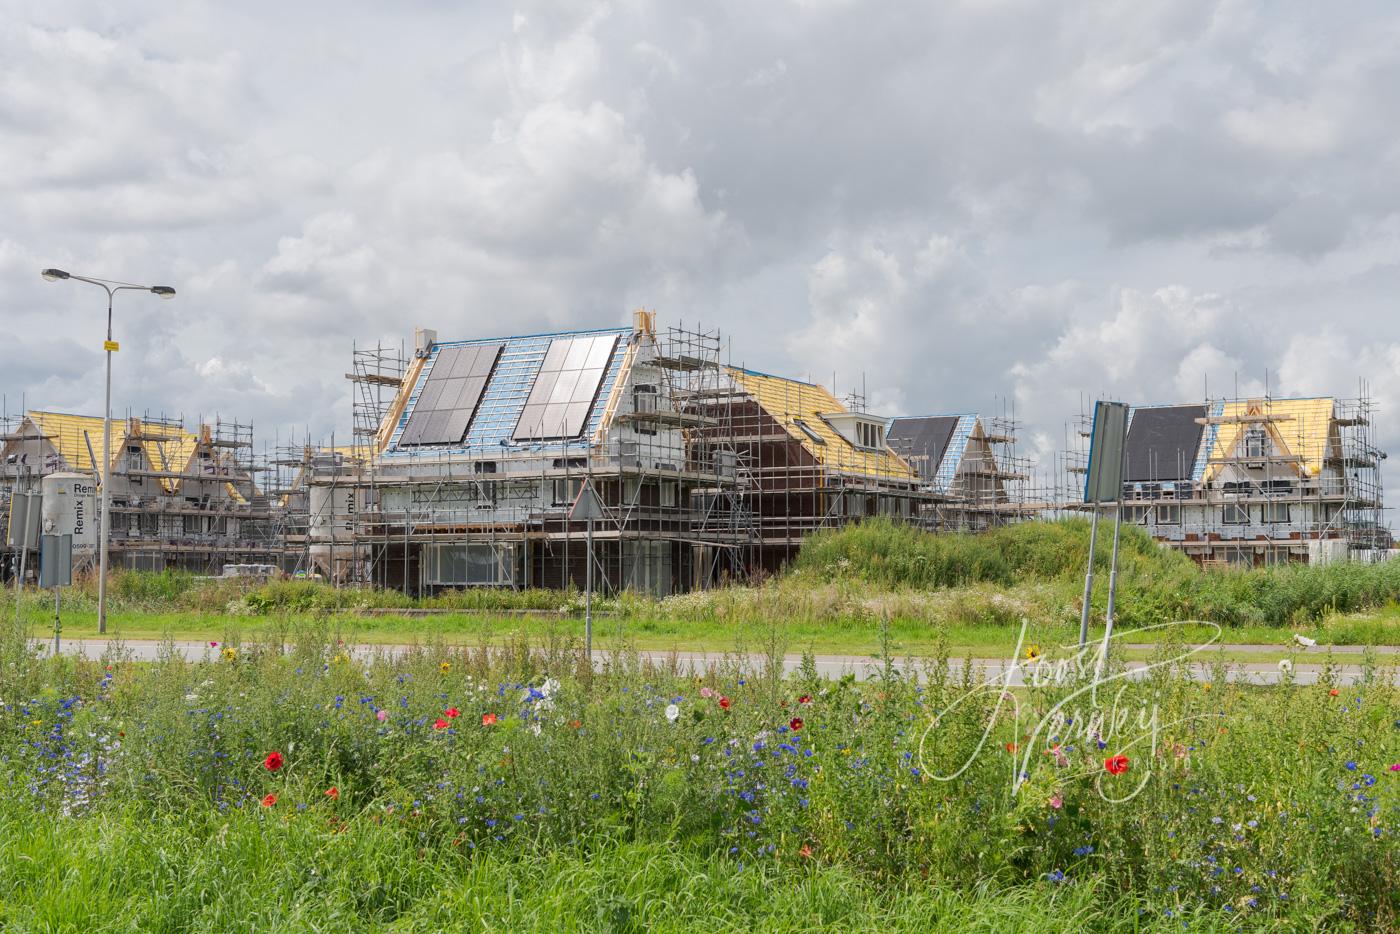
[0,618,1397,932]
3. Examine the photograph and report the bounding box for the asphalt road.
[30,638,1400,686]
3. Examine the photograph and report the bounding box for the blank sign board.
[1083,401,1130,504]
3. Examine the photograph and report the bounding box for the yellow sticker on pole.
[103,340,120,352]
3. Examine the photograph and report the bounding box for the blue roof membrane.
[384,327,630,457]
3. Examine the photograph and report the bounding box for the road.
[31,638,1400,686]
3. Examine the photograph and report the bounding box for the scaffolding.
[319,314,755,594]
[1059,385,1388,567]
[1,404,301,576]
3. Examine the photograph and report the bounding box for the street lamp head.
[41,268,71,281]
[150,286,176,299]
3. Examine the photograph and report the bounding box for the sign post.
[8,489,40,628]
[39,533,73,655]
[1079,402,1129,649]
[569,480,605,665]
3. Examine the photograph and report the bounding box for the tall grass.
[1,620,1396,929]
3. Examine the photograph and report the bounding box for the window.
[1155,504,1181,525]
[514,335,619,441]
[473,461,497,474]
[1244,429,1267,459]
[421,543,517,587]
[209,516,227,535]
[139,513,159,535]
[1262,501,1290,523]
[1126,505,1150,524]
[660,482,678,508]
[792,419,826,445]
[183,515,203,535]
[552,477,584,506]
[1222,503,1250,525]
[632,384,659,414]
[852,422,885,450]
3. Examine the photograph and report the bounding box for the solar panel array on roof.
[1123,404,1205,482]
[513,334,619,441]
[887,416,960,482]
[398,342,503,447]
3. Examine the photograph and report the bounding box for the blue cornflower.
[1072,845,1093,857]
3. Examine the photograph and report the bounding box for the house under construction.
[315,313,752,594]
[313,312,1034,595]
[1108,392,1387,566]
[886,413,1032,531]
[2,410,292,576]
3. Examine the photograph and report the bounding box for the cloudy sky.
[5,1,1400,505]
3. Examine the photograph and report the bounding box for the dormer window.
[820,412,888,451]
[1244,428,1267,459]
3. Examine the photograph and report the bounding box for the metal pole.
[98,290,113,635]
[14,487,30,629]
[53,585,61,656]
[585,515,594,662]
[1095,502,1125,681]
[1077,507,1101,647]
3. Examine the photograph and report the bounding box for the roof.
[887,415,965,485]
[1123,404,1205,482]
[25,411,199,493]
[1202,397,1335,480]
[25,411,119,477]
[727,368,916,480]
[383,327,632,456]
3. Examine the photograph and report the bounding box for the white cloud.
[5,1,1400,517]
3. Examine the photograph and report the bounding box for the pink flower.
[700,686,713,699]
[209,641,219,648]
[1390,763,1400,772]
[1048,794,1063,809]
[376,709,388,722]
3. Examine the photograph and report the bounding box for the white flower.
[542,678,560,698]
[1278,659,1293,673]
[1292,633,1317,648]
[665,704,680,722]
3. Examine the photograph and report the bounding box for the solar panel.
[399,342,503,446]
[513,334,619,441]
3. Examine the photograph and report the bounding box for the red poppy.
[1104,754,1130,775]
[569,719,582,730]
[1329,689,1340,697]
[482,712,498,726]
[263,751,284,772]
[261,793,277,807]
[789,717,804,731]
[719,697,731,710]
[798,694,812,705]
[325,787,339,800]
[799,844,813,858]
[1005,742,1017,753]
[433,718,449,730]
[445,707,460,718]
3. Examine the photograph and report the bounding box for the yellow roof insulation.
[25,411,118,477]
[26,411,198,493]
[727,369,916,480]
[1207,397,1335,479]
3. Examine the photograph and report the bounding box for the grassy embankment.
[12,519,1400,656]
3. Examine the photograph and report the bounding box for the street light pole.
[40,269,175,634]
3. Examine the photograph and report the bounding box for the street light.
[40,268,176,634]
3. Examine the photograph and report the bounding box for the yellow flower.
[221,647,238,662]
[439,661,451,674]
[1025,645,1041,661]
[1202,682,1212,692]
